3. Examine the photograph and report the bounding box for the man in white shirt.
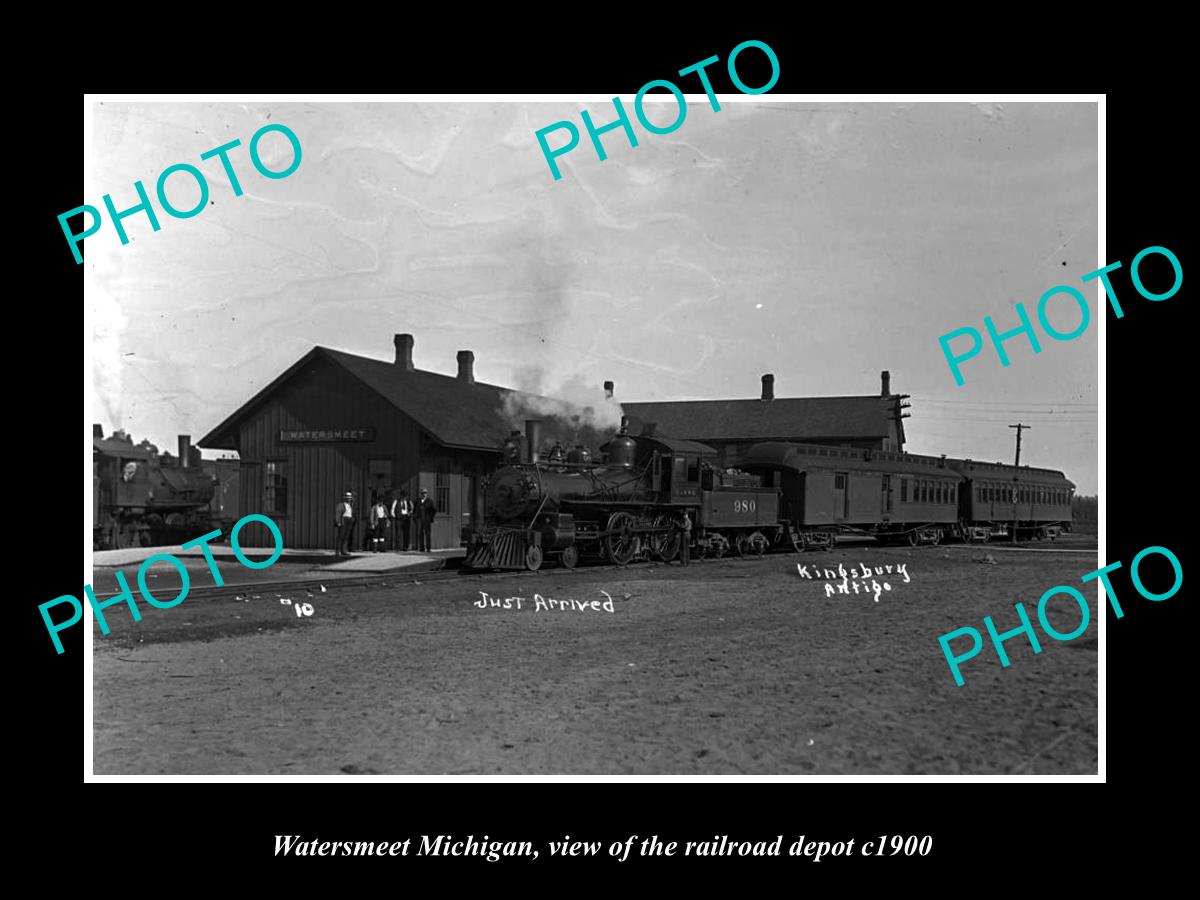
[370,497,390,552]
[391,490,413,551]
[334,491,355,556]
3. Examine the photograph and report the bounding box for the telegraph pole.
[1009,423,1029,467]
[889,393,912,451]
[1009,424,1029,543]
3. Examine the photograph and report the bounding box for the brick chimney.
[604,380,614,399]
[761,373,775,401]
[457,350,475,384]
[881,370,891,397]
[395,333,414,371]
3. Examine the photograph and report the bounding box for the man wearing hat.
[417,487,438,552]
[334,491,355,556]
[391,489,413,551]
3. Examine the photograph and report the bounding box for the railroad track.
[182,554,779,601]
[183,539,1097,601]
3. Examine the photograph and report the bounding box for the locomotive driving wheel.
[559,545,579,569]
[604,511,638,566]
[650,514,680,562]
[525,544,543,572]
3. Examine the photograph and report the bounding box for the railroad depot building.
[621,371,907,469]
[199,334,525,551]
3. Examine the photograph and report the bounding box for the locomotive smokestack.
[457,350,475,384]
[881,370,891,396]
[604,380,614,399]
[525,419,542,463]
[394,333,415,371]
[761,373,775,401]
[178,435,191,467]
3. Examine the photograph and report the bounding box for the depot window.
[264,460,288,515]
[436,466,450,514]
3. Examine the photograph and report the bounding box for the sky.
[88,100,1098,493]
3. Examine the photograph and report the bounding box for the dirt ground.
[93,543,1100,775]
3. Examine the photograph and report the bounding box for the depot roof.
[198,346,554,453]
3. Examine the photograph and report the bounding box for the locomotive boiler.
[93,425,217,550]
[464,418,782,571]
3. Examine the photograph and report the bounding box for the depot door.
[419,456,473,549]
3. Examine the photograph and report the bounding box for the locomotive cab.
[637,435,713,504]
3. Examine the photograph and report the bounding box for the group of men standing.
[334,488,438,556]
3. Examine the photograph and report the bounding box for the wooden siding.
[230,356,499,550]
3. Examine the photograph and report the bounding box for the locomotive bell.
[566,444,592,465]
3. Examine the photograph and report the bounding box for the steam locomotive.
[93,425,217,550]
[464,418,779,571]
[463,418,1074,571]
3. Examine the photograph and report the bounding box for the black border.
[28,27,1185,881]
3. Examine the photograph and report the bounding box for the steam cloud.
[501,366,624,456]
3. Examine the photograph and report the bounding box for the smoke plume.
[501,367,624,457]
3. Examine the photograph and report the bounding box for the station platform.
[93,544,465,573]
[318,548,465,573]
